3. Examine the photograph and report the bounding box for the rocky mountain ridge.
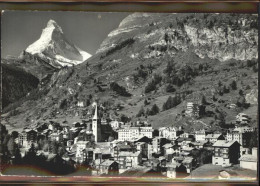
[98,13,257,62]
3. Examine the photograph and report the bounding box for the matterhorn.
[20,19,91,68]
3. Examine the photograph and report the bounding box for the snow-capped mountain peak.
[24,19,91,68]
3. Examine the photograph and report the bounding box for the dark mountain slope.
[1,63,39,108]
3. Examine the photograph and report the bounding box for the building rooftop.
[163,143,173,148]
[182,157,193,164]
[135,142,146,145]
[158,156,166,161]
[212,140,239,147]
[181,146,194,151]
[192,140,208,146]
[100,159,116,166]
[166,162,179,168]
[76,141,90,145]
[119,151,140,157]
[205,133,222,139]
[176,137,193,142]
[94,147,111,154]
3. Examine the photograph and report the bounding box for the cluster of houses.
[11,102,258,178]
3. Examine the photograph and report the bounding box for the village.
[0,100,258,179]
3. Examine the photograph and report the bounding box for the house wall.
[167,170,176,178]
[229,143,240,164]
[212,156,230,166]
[195,134,205,141]
[240,161,257,170]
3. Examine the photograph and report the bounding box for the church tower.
[92,102,102,142]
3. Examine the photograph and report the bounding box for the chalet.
[18,131,28,148]
[135,141,149,159]
[49,131,63,142]
[95,160,119,175]
[75,141,92,162]
[113,142,136,161]
[77,101,85,108]
[118,151,142,174]
[18,129,38,148]
[182,156,195,173]
[203,141,214,151]
[191,140,208,149]
[110,120,122,130]
[27,129,38,142]
[93,146,112,162]
[152,137,170,155]
[171,144,181,156]
[185,102,200,117]
[158,156,167,167]
[82,149,94,164]
[176,137,194,147]
[172,156,185,164]
[212,140,240,167]
[181,146,194,154]
[195,129,206,141]
[166,162,188,178]
[162,143,174,155]
[166,162,179,178]
[236,113,250,124]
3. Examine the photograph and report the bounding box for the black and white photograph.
[0,10,258,181]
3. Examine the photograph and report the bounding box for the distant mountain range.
[1,14,258,132]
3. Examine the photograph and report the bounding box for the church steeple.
[92,101,101,142]
[93,102,99,120]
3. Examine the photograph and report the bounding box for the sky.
[1,11,130,57]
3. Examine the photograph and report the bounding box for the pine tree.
[166,84,176,93]
[149,104,160,115]
[223,85,230,93]
[230,80,237,90]
[13,148,22,165]
[218,80,222,87]
[239,89,244,96]
[146,108,150,116]
[212,95,217,102]
[201,95,207,105]
[162,96,181,111]
[144,99,149,106]
[7,137,15,156]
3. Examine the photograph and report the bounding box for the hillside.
[2,13,258,131]
[1,63,39,109]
